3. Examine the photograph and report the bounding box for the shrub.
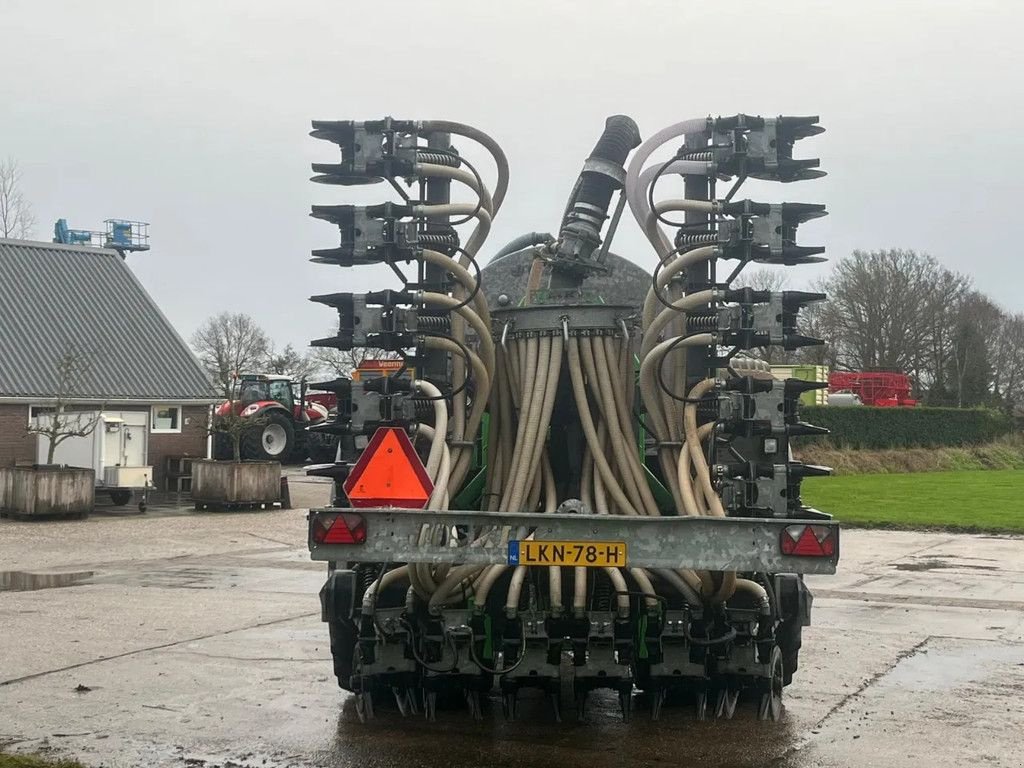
[798,406,1014,449]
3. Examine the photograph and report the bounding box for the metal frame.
[308,507,839,573]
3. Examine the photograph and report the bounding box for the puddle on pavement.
[0,570,94,591]
[895,559,998,572]
[878,641,1024,692]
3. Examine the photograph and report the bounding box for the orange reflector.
[781,524,836,557]
[342,426,433,508]
[312,513,367,545]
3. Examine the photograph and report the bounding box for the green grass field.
[801,469,1024,532]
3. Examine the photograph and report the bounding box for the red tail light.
[781,524,835,557]
[312,513,367,545]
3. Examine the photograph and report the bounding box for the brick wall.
[149,405,210,489]
[0,402,209,489]
[0,403,35,466]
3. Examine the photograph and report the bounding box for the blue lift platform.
[53,218,150,258]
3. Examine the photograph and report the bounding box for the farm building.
[0,238,217,492]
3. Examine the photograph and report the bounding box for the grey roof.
[0,239,217,401]
[481,249,652,310]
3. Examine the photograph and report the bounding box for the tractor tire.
[309,437,338,464]
[241,412,295,461]
[288,436,311,465]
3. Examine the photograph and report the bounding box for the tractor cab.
[237,374,296,411]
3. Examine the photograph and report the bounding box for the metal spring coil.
[412,400,435,418]
[418,232,459,247]
[675,232,718,245]
[687,313,718,332]
[356,563,378,592]
[415,151,460,167]
[415,315,451,331]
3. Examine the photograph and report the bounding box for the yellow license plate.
[508,540,628,567]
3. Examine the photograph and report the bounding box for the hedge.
[797,406,1015,449]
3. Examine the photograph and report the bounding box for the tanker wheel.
[757,645,784,721]
[329,619,357,691]
[109,490,132,506]
[241,412,295,461]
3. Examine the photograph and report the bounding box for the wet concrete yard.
[2,477,1023,768]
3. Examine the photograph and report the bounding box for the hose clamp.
[582,157,627,188]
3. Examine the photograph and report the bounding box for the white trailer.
[35,410,154,510]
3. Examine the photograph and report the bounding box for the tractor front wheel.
[241,412,295,461]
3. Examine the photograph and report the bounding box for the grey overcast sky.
[3,0,1022,351]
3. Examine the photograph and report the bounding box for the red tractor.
[213,374,338,462]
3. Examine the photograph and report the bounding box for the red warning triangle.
[790,526,825,556]
[343,427,433,508]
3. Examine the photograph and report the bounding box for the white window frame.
[150,404,182,434]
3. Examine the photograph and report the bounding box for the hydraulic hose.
[641,289,722,358]
[420,248,490,323]
[499,460,562,615]
[573,567,588,618]
[414,380,447,477]
[584,337,658,516]
[413,202,492,261]
[654,568,702,608]
[473,564,509,611]
[505,565,528,618]
[420,120,510,215]
[639,333,715,515]
[643,246,718,331]
[429,563,482,611]
[491,232,554,262]
[603,567,631,619]
[362,565,410,617]
[629,567,659,610]
[625,118,711,254]
[733,578,771,615]
[413,163,494,217]
[636,160,714,204]
[567,337,640,516]
[683,378,726,518]
[677,422,713,517]
[420,292,495,371]
[500,337,543,513]
[517,336,564,514]
[541,455,563,616]
[420,333,491,495]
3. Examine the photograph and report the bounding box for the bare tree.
[948,292,1001,407]
[191,313,272,400]
[267,343,322,381]
[740,268,791,364]
[991,311,1024,413]
[26,347,103,464]
[790,276,840,368]
[817,250,971,396]
[743,266,789,293]
[208,380,268,462]
[0,157,36,239]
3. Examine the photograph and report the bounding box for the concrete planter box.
[192,460,281,509]
[0,465,95,519]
